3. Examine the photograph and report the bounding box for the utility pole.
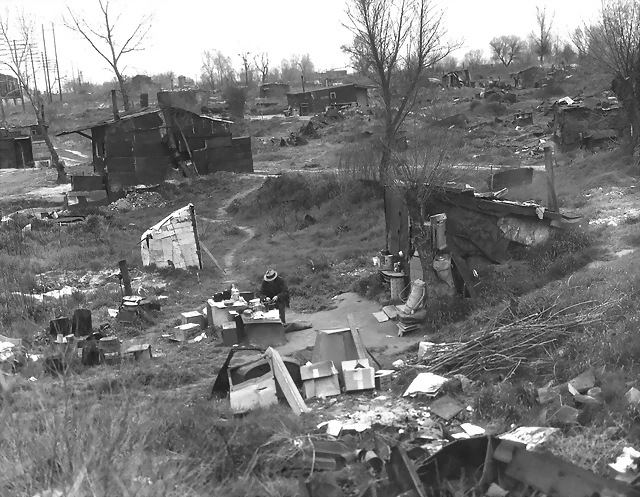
[29,46,38,96]
[51,23,62,101]
[42,25,52,103]
[40,52,49,103]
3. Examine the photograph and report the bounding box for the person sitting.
[259,269,289,324]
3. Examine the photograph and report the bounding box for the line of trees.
[198,50,317,91]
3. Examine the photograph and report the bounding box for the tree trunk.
[380,117,395,184]
[32,99,66,182]
[115,70,130,112]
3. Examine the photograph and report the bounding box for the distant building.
[442,70,470,88]
[286,83,369,116]
[0,73,19,98]
[259,82,291,98]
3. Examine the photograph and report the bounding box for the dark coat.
[260,276,290,307]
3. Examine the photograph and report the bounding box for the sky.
[0,0,604,88]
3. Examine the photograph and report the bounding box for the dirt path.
[197,182,264,282]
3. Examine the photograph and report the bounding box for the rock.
[569,369,596,394]
[587,387,602,399]
[537,382,561,405]
[625,387,640,406]
[553,405,581,425]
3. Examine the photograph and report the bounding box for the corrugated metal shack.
[58,99,253,195]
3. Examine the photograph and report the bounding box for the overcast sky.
[1,0,603,87]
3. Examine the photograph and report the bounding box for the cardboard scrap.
[373,311,389,323]
[429,395,464,421]
[499,426,559,450]
[265,347,310,415]
[403,372,448,397]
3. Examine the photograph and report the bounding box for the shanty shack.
[550,102,624,152]
[513,67,546,88]
[385,184,584,296]
[0,124,49,169]
[58,100,253,194]
[140,203,202,270]
[286,84,369,115]
[259,83,290,99]
[442,70,470,88]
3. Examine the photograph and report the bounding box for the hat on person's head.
[264,269,278,282]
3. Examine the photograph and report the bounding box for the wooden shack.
[58,104,253,194]
[0,127,36,169]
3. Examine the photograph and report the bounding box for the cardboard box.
[174,322,201,342]
[181,311,206,329]
[220,321,239,346]
[300,361,341,399]
[342,359,375,392]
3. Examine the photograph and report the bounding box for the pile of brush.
[420,299,617,379]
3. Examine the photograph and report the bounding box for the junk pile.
[1,207,85,225]
[44,308,152,372]
[212,313,384,414]
[294,426,640,497]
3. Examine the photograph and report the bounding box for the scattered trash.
[429,395,464,421]
[392,359,405,369]
[626,387,640,406]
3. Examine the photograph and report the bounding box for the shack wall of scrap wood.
[286,84,369,115]
[385,186,582,268]
[552,103,624,151]
[140,204,202,269]
[58,96,254,194]
[0,126,38,169]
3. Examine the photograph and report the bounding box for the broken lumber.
[265,347,309,415]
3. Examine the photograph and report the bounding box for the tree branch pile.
[419,299,618,379]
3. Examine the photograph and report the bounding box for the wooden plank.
[545,146,559,212]
[347,314,368,360]
[200,243,226,273]
[505,445,640,497]
[264,347,309,415]
[450,250,478,299]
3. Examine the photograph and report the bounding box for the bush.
[223,86,246,117]
[486,102,507,116]
[469,100,481,111]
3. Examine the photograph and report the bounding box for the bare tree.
[344,0,459,181]
[253,52,269,84]
[442,55,458,72]
[295,53,314,84]
[0,10,65,180]
[463,49,485,68]
[64,0,153,112]
[531,6,554,65]
[201,50,217,91]
[572,0,640,151]
[489,35,523,67]
[239,51,251,87]
[214,51,235,87]
[390,127,456,281]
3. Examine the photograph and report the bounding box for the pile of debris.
[108,189,167,212]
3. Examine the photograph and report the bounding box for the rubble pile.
[109,190,167,212]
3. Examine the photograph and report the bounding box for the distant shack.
[286,84,369,116]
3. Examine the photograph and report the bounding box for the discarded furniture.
[211,346,309,415]
[98,337,121,365]
[173,323,201,342]
[181,310,205,329]
[301,361,341,399]
[49,317,71,338]
[238,314,286,347]
[230,371,278,414]
[71,309,92,337]
[514,111,533,126]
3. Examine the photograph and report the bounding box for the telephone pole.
[42,24,52,103]
[51,23,62,101]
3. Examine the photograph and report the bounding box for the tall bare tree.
[253,52,269,84]
[239,51,251,87]
[572,0,640,151]
[201,50,217,91]
[531,6,554,65]
[489,35,523,67]
[343,0,459,181]
[64,0,153,112]
[0,10,65,181]
[463,49,485,68]
[295,53,314,84]
[213,50,235,87]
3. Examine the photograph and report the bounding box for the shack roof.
[286,83,370,96]
[57,107,233,137]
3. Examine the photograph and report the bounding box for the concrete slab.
[278,292,418,360]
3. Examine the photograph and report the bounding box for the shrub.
[223,86,246,117]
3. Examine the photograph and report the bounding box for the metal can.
[393,262,400,273]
